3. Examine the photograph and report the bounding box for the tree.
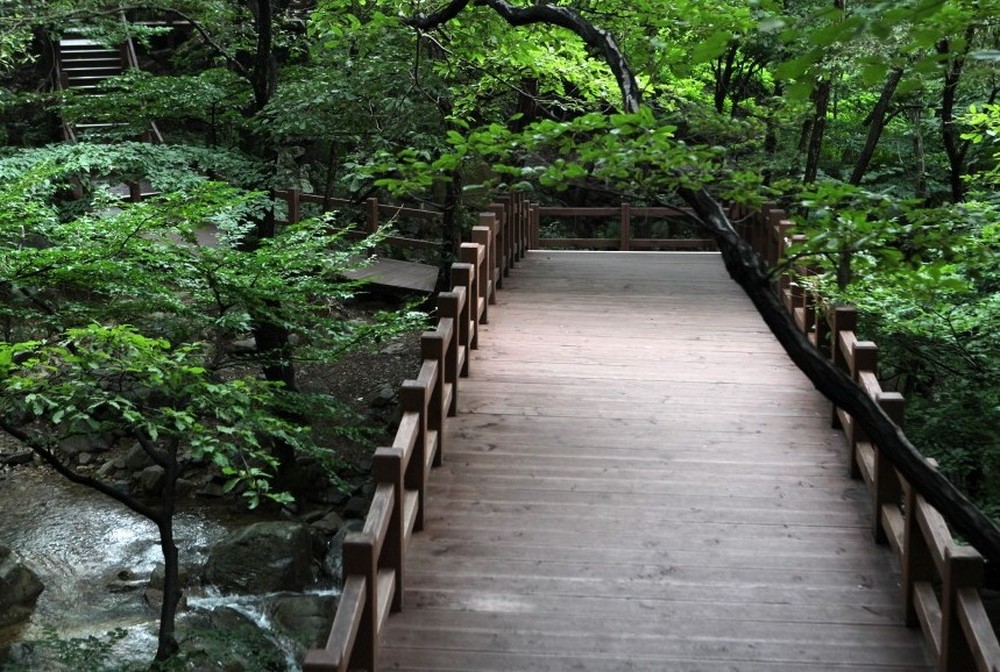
[0,144,416,660]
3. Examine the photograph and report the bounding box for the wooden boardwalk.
[380,252,932,671]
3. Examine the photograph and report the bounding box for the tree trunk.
[849,67,903,185]
[804,79,831,183]
[154,476,181,660]
[938,29,975,203]
[910,105,929,200]
[440,169,463,285]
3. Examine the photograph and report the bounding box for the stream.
[0,466,325,670]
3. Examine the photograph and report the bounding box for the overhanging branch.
[677,186,1000,583]
[404,0,640,113]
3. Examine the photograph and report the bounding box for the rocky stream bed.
[0,324,422,671]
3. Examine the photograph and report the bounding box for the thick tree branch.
[850,66,904,185]
[405,0,640,113]
[0,421,163,523]
[677,186,1000,585]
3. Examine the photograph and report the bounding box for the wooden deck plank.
[381,251,931,671]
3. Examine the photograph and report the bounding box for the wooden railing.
[276,190,442,253]
[741,205,1000,672]
[536,202,716,251]
[302,196,531,672]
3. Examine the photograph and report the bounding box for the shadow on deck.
[377,251,932,671]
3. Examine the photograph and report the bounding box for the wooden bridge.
[304,196,1000,672]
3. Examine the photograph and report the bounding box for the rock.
[203,522,315,594]
[0,545,44,628]
[78,452,94,466]
[197,481,226,498]
[370,383,397,408]
[95,459,119,479]
[148,562,193,591]
[136,465,166,496]
[343,496,369,520]
[310,511,345,536]
[125,443,153,472]
[178,606,286,671]
[175,478,199,498]
[267,593,338,648]
[232,337,257,353]
[57,434,92,457]
[379,340,409,356]
[326,520,363,583]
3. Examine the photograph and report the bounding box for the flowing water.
[0,467,310,669]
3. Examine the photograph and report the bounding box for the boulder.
[0,545,44,628]
[309,511,345,536]
[203,522,314,594]
[178,606,286,671]
[135,465,166,496]
[267,593,338,648]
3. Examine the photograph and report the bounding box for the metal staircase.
[54,30,162,143]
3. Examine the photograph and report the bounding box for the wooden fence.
[276,189,443,254]
[301,196,530,672]
[535,202,716,251]
[742,206,1000,672]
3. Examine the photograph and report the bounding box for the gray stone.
[379,340,409,356]
[232,337,257,353]
[177,606,285,670]
[125,443,153,472]
[203,522,315,594]
[58,434,92,457]
[148,562,193,591]
[370,383,397,408]
[96,458,118,478]
[136,465,166,495]
[198,481,226,498]
[267,593,338,648]
[310,511,345,536]
[0,545,44,628]
[175,478,199,498]
[343,496,369,519]
[77,452,94,466]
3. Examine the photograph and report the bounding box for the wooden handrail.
[535,202,712,251]
[277,190,442,253]
[742,205,1000,672]
[304,198,530,671]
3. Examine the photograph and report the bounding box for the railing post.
[828,306,858,429]
[530,202,540,250]
[373,447,405,613]
[940,548,984,671]
[620,202,631,251]
[288,188,301,224]
[849,341,878,479]
[365,197,379,234]
[775,219,795,297]
[455,252,480,349]
[489,202,506,287]
[472,217,495,315]
[421,330,446,467]
[438,292,461,417]
[400,380,429,531]
[902,490,936,628]
[873,392,905,544]
[343,533,377,671]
